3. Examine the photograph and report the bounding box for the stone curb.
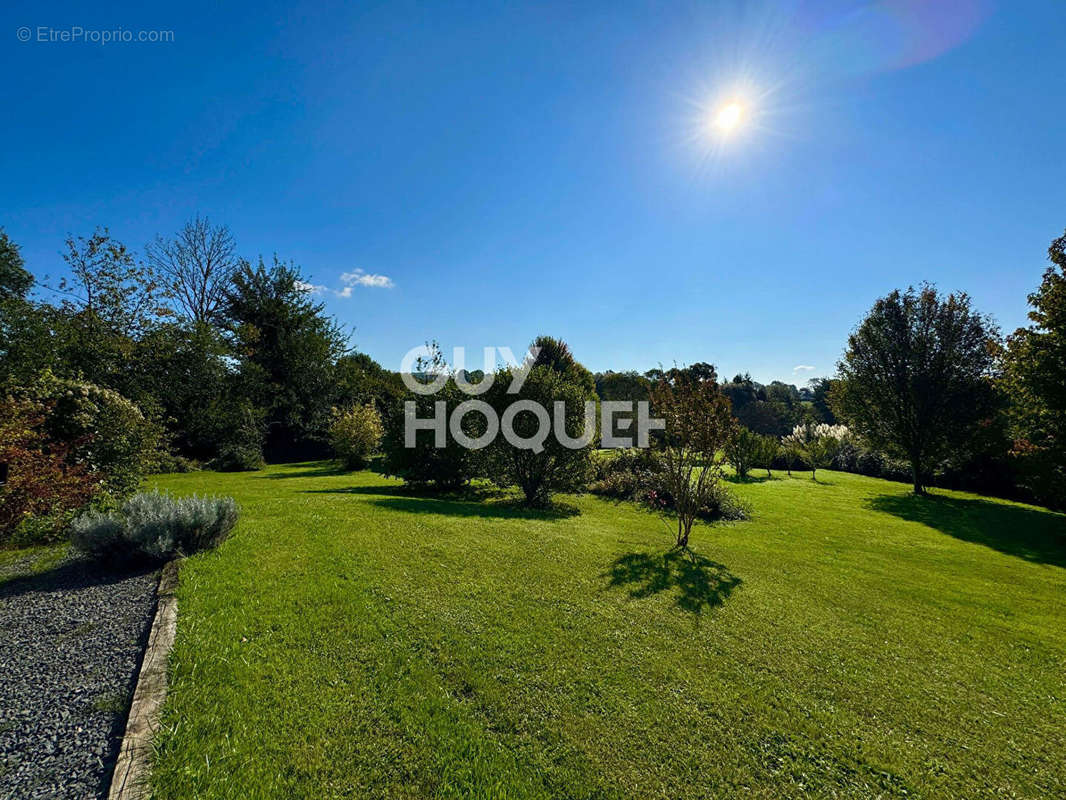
[107,559,180,800]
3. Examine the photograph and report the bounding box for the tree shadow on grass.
[258,461,350,479]
[307,484,581,520]
[605,549,742,615]
[724,474,778,485]
[866,492,1066,568]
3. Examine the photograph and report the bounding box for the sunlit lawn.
[147,463,1066,799]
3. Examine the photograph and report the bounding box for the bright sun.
[713,101,745,133]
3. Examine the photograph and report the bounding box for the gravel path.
[0,555,159,800]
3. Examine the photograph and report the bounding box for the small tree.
[755,434,779,477]
[485,365,595,507]
[780,434,802,476]
[784,423,848,481]
[649,374,736,548]
[330,403,384,470]
[725,428,761,479]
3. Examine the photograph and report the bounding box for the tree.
[530,334,596,395]
[48,228,170,391]
[1002,230,1066,507]
[725,428,760,479]
[649,373,736,548]
[222,256,348,460]
[832,285,1000,494]
[485,364,596,506]
[755,434,779,477]
[809,377,837,423]
[784,423,848,481]
[146,215,240,323]
[0,229,32,300]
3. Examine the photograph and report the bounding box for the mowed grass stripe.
[147,464,1066,799]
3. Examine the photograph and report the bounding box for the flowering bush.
[783,423,850,480]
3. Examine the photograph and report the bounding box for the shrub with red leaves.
[0,396,101,545]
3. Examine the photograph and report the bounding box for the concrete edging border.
[107,558,181,800]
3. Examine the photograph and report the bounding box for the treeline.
[0,218,404,543]
[2,218,1065,547]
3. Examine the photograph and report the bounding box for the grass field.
[146,463,1066,799]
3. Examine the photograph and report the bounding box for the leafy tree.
[381,378,482,490]
[46,228,170,391]
[146,215,240,323]
[755,434,779,477]
[725,428,761,479]
[222,256,348,460]
[649,372,736,548]
[736,399,794,436]
[0,229,32,299]
[1002,230,1066,507]
[530,334,596,395]
[832,285,1000,494]
[129,321,236,459]
[485,339,598,506]
[809,377,838,423]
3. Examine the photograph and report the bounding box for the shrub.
[330,403,384,470]
[381,380,482,490]
[0,396,101,545]
[484,365,596,507]
[17,371,164,500]
[71,490,238,562]
[591,446,749,522]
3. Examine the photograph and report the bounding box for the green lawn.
[147,464,1066,799]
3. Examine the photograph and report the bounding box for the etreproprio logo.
[400,345,664,453]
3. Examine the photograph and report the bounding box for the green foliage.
[484,360,597,507]
[17,371,164,501]
[71,490,238,562]
[222,256,348,460]
[210,400,266,472]
[381,379,482,490]
[754,434,779,477]
[833,284,1000,494]
[725,428,762,478]
[0,228,32,300]
[330,403,384,470]
[1002,230,1066,508]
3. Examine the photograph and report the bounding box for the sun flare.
[713,101,745,133]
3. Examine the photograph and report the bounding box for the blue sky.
[2,0,1063,383]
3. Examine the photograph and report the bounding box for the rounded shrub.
[330,403,384,470]
[71,490,239,563]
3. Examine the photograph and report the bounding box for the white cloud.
[792,364,815,374]
[299,270,395,298]
[341,269,394,289]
